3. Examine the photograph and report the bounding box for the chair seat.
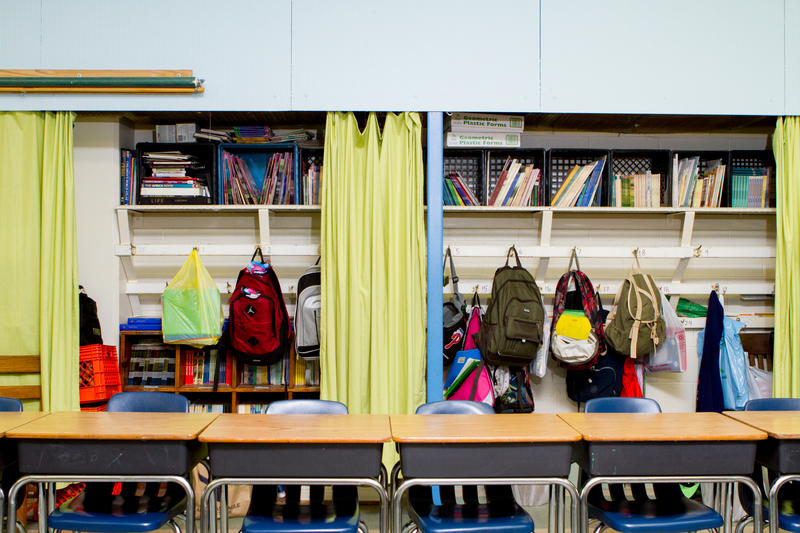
[49,506,184,533]
[408,486,534,533]
[242,501,360,533]
[589,495,723,533]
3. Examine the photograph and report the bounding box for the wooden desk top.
[5,412,219,440]
[0,412,49,438]
[198,414,392,444]
[558,412,767,442]
[390,414,581,443]
[724,411,800,439]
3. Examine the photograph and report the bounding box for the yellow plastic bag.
[162,250,223,348]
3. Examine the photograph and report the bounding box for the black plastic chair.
[242,399,366,533]
[583,397,723,533]
[46,392,189,533]
[403,400,535,533]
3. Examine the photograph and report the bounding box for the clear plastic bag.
[162,250,223,348]
[644,293,687,373]
[746,365,773,400]
[531,313,551,378]
[719,316,749,410]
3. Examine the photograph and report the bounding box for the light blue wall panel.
[787,0,800,115]
[541,0,784,115]
[0,0,291,111]
[292,0,540,112]
[0,1,41,68]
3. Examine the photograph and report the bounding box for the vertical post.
[427,112,444,403]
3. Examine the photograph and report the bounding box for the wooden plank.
[558,412,767,442]
[0,356,40,373]
[0,386,41,400]
[725,411,800,439]
[390,414,581,443]
[199,414,391,444]
[5,412,219,440]
[0,70,194,78]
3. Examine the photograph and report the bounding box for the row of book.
[140,151,211,203]
[120,149,138,205]
[303,162,323,205]
[551,157,606,207]
[184,349,233,386]
[221,150,297,205]
[240,360,285,386]
[611,172,662,208]
[488,160,544,207]
[127,344,176,386]
[237,403,271,413]
[673,156,726,208]
[294,357,320,387]
[443,172,480,206]
[189,403,232,413]
[731,168,772,208]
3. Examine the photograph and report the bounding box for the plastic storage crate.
[443,150,485,204]
[486,149,546,206]
[79,345,122,404]
[546,149,611,206]
[218,143,300,205]
[135,142,218,205]
[730,150,776,208]
[671,150,731,207]
[299,147,324,206]
[610,150,673,207]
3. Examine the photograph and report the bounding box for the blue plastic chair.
[242,399,365,533]
[583,397,724,533]
[736,398,800,533]
[47,392,189,533]
[404,400,535,533]
[0,397,23,412]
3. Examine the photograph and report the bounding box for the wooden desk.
[4,411,218,533]
[391,414,581,533]
[724,411,800,533]
[198,414,391,533]
[0,412,49,468]
[560,412,768,533]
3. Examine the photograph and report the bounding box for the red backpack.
[226,248,291,366]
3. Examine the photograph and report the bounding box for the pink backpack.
[463,293,482,351]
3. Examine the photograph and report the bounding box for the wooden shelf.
[441,206,776,215]
[123,386,176,393]
[234,385,286,393]
[289,386,321,393]
[116,205,321,214]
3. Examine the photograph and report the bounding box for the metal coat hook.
[192,246,199,252]
[694,245,703,257]
[226,282,233,294]
[632,248,639,258]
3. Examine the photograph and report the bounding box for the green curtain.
[0,111,79,411]
[774,117,800,398]
[320,112,427,463]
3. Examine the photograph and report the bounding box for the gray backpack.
[295,262,321,360]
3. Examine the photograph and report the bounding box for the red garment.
[620,358,643,398]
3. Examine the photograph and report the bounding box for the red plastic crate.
[80,402,108,412]
[79,345,122,404]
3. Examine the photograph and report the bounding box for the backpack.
[295,260,321,360]
[442,247,467,366]
[606,254,666,357]
[566,347,626,404]
[226,248,291,366]
[492,366,535,413]
[79,286,103,346]
[474,246,545,366]
[550,251,606,370]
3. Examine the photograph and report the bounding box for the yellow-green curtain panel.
[774,116,800,397]
[320,112,427,463]
[0,111,79,411]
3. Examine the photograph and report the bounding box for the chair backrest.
[584,397,662,413]
[416,400,495,415]
[0,397,23,412]
[744,398,800,411]
[265,399,348,414]
[106,391,189,413]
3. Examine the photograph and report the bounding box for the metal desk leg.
[36,483,45,533]
[557,484,565,533]
[548,485,557,533]
[768,475,800,533]
[218,484,228,533]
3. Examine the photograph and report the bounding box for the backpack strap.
[469,360,486,401]
[252,247,265,264]
[443,247,466,312]
[568,248,581,272]
[505,246,523,268]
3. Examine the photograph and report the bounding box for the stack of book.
[239,359,284,386]
[189,403,231,413]
[444,113,524,148]
[237,403,271,413]
[611,172,662,207]
[193,128,233,143]
[127,342,175,387]
[443,172,480,206]
[120,149,137,205]
[221,150,296,205]
[294,357,320,387]
[232,127,314,143]
[674,156,726,207]
[140,152,211,204]
[303,161,323,205]
[486,160,543,206]
[120,317,161,331]
[550,157,606,207]
[731,167,772,208]
[184,348,232,387]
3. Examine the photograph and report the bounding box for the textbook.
[446,113,524,133]
[445,132,520,148]
[443,349,482,391]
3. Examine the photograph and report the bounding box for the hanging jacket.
[696,291,725,413]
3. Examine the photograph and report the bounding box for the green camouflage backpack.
[474,247,545,366]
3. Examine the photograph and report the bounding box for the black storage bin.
[136,143,218,205]
[671,150,730,207]
[546,149,611,207]
[300,147,324,205]
[486,148,546,206]
[443,149,485,205]
[730,149,776,208]
[610,149,673,207]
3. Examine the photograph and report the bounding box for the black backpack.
[474,246,545,366]
[295,260,321,360]
[79,286,103,346]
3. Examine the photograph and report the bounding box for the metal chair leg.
[358,519,369,533]
[167,519,180,533]
[402,521,418,533]
[593,523,609,533]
